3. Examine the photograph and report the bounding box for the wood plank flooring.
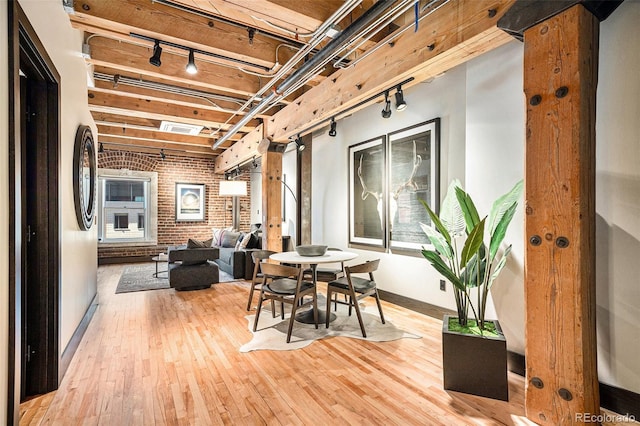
[20,264,541,425]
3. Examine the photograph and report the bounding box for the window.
[98,170,158,245]
[114,214,129,230]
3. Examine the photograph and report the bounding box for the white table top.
[270,250,357,265]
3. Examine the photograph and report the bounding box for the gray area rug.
[115,262,237,294]
[241,299,421,352]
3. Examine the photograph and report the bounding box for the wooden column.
[261,148,283,252]
[297,133,312,246]
[523,4,599,424]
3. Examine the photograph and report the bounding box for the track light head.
[149,40,162,67]
[160,149,166,160]
[381,91,392,118]
[296,135,305,151]
[252,156,258,169]
[328,118,337,137]
[98,142,104,153]
[395,86,407,111]
[186,49,197,74]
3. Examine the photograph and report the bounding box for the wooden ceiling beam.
[91,80,248,116]
[93,113,244,142]
[98,134,217,155]
[70,0,280,69]
[98,141,216,159]
[266,0,517,141]
[87,36,262,97]
[88,90,260,133]
[96,125,215,147]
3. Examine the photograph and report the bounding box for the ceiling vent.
[159,121,203,135]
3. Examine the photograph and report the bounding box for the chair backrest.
[251,250,276,281]
[251,250,275,263]
[345,259,380,278]
[259,262,301,280]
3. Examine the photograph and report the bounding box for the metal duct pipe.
[212,0,395,149]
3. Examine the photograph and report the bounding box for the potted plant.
[420,179,523,401]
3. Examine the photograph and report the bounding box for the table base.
[295,308,336,324]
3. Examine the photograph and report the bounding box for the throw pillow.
[246,232,260,249]
[187,238,207,249]
[239,232,252,249]
[235,232,245,250]
[220,231,240,248]
[212,228,224,246]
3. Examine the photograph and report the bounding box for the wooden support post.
[261,149,283,252]
[523,4,599,424]
[297,133,312,246]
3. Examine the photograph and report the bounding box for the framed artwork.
[349,135,386,248]
[387,118,440,251]
[175,182,205,221]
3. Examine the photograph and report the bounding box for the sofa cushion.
[187,238,213,249]
[245,232,260,249]
[220,231,241,248]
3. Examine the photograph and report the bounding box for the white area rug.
[240,300,421,352]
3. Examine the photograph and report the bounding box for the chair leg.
[280,302,285,320]
[374,289,385,324]
[287,300,299,343]
[325,287,333,328]
[312,291,318,329]
[252,294,264,332]
[246,282,256,311]
[350,290,366,338]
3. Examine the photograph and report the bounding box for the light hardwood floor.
[20,264,540,425]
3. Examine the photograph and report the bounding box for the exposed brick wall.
[97,150,252,262]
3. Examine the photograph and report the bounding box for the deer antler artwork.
[357,140,423,232]
[358,153,384,232]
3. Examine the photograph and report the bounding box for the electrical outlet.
[439,280,446,291]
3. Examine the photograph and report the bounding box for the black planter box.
[442,314,509,401]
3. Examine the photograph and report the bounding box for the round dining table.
[269,250,358,323]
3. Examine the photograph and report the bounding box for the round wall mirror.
[73,125,97,230]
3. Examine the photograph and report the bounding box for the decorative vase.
[441,314,509,401]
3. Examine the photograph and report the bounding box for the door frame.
[7,1,61,421]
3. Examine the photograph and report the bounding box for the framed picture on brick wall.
[176,182,205,221]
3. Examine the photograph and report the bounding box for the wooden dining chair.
[246,250,276,312]
[325,259,385,338]
[253,263,318,343]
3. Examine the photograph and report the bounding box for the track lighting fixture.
[296,135,305,151]
[328,118,337,137]
[252,156,258,169]
[186,49,197,74]
[160,149,166,160]
[98,142,104,153]
[149,40,162,67]
[381,91,392,118]
[395,85,407,111]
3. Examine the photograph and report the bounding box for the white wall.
[465,41,526,353]
[313,64,467,313]
[594,1,640,394]
[0,1,98,412]
[19,0,99,356]
[312,1,640,395]
[1,1,10,419]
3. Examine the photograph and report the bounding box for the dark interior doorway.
[8,3,61,420]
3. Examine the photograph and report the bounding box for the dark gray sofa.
[212,230,262,280]
[167,246,219,291]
